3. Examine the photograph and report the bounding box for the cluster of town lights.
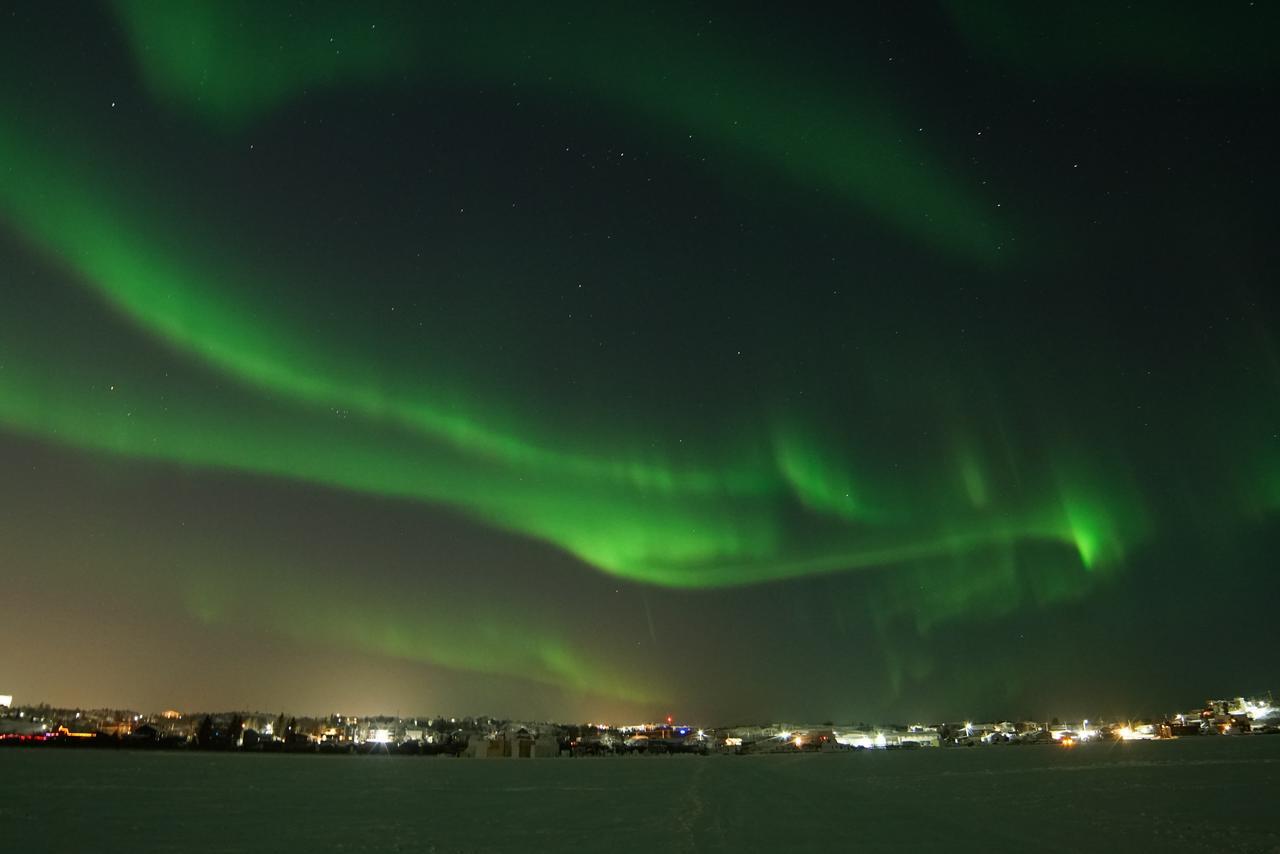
[4,696,1273,753]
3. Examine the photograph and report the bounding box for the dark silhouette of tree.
[274,713,287,741]
[227,714,244,746]
[195,715,214,748]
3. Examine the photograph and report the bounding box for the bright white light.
[778,730,792,741]
[1241,700,1273,720]
[370,729,392,744]
[0,695,12,708]
[874,732,887,749]
[1117,725,1156,741]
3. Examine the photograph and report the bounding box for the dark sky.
[1,1,1277,724]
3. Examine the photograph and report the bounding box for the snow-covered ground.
[3,736,1278,852]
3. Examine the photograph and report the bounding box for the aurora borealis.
[2,1,1278,722]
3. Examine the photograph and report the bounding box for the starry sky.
[2,1,1277,724]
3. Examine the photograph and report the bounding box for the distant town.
[1,692,1275,758]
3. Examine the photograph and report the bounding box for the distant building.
[467,728,560,758]
[833,728,939,748]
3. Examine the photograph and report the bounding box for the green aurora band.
[109,0,1004,262]
[0,116,1138,591]
[176,560,662,705]
[7,1,1275,705]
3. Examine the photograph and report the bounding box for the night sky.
[2,2,1277,724]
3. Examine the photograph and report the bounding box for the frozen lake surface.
[3,737,1279,852]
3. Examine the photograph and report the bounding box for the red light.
[666,716,673,725]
